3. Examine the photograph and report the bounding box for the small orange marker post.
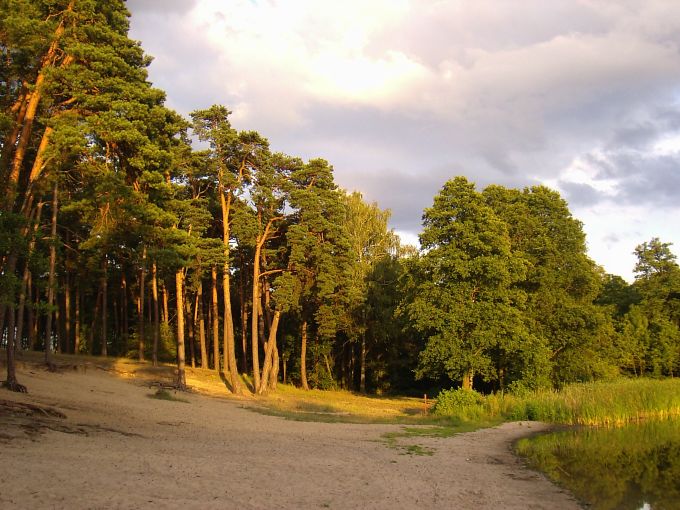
[423,393,428,414]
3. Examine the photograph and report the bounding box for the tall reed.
[433,378,680,426]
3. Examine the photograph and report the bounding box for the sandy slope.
[0,367,580,509]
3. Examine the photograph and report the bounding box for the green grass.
[380,421,499,456]
[148,388,189,403]
[433,378,680,427]
[252,383,435,424]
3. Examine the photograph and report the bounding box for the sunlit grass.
[433,378,680,427]
[254,383,434,423]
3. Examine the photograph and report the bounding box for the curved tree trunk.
[258,309,281,394]
[220,187,243,393]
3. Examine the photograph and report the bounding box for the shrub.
[432,387,484,419]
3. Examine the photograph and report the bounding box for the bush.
[432,388,484,419]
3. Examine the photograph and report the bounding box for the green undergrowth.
[433,378,680,427]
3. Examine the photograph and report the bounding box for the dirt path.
[0,367,580,509]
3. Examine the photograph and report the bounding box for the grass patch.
[253,383,435,424]
[380,421,498,456]
[432,378,680,427]
[148,388,189,403]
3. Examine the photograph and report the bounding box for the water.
[514,419,680,510]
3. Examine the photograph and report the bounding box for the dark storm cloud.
[558,181,606,208]
[338,168,447,233]
[127,0,227,115]
[608,152,680,207]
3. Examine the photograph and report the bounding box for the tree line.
[2,1,678,395]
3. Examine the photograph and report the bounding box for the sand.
[0,366,581,509]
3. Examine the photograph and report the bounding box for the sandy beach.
[0,364,580,509]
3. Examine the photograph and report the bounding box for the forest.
[2,0,679,397]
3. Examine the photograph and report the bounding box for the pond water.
[514,419,680,510]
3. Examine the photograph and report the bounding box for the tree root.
[1,380,28,393]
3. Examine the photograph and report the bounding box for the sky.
[126,0,680,281]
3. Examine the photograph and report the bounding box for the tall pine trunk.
[220,187,243,393]
[28,273,36,351]
[251,259,261,391]
[100,258,108,356]
[187,294,196,369]
[3,295,25,392]
[197,282,207,369]
[151,261,160,366]
[74,283,80,353]
[162,282,169,329]
[44,180,58,368]
[137,246,146,361]
[121,273,128,353]
[239,265,248,374]
[211,266,219,372]
[15,203,42,353]
[88,287,101,356]
[175,270,186,390]
[63,274,71,353]
[300,320,309,390]
[360,334,366,393]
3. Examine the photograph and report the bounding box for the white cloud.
[128,0,680,279]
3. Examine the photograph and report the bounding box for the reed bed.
[433,378,680,426]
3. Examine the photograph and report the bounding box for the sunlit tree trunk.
[239,266,248,374]
[187,294,196,368]
[63,274,71,353]
[74,283,81,353]
[211,266,219,372]
[360,334,367,393]
[462,369,474,390]
[197,283,207,369]
[300,320,309,390]
[258,309,281,394]
[100,258,108,356]
[15,203,43,352]
[151,261,160,366]
[220,186,243,393]
[137,245,146,361]
[175,270,186,389]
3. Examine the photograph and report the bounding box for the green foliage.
[431,378,680,426]
[406,177,529,389]
[432,388,484,419]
